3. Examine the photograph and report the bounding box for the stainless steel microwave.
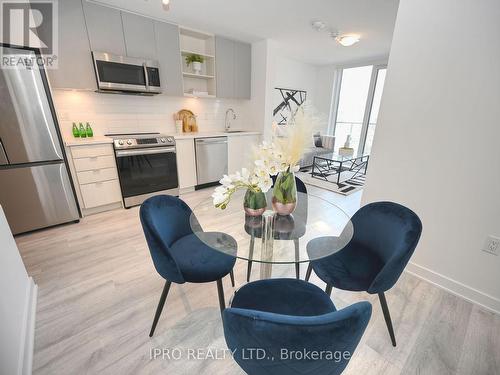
[92,51,161,94]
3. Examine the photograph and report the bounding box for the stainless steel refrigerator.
[0,45,79,234]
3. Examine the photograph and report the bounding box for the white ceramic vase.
[192,61,202,75]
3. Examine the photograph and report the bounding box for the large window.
[332,65,387,155]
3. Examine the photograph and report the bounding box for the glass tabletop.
[190,190,353,264]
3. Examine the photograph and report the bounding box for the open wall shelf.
[179,27,217,97]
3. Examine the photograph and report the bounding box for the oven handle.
[115,146,176,157]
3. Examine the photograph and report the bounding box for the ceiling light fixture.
[329,30,360,47]
[336,34,360,47]
[162,0,170,11]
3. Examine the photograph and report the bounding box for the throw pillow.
[313,133,322,147]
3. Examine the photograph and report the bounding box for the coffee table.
[311,153,370,186]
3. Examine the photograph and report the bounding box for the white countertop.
[64,135,113,147]
[64,131,260,146]
[173,131,260,139]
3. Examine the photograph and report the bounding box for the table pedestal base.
[259,210,275,279]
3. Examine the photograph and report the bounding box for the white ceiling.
[92,0,400,65]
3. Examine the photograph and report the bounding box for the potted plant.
[185,54,204,75]
[212,167,272,216]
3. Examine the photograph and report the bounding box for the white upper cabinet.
[215,37,235,99]
[154,22,184,96]
[121,12,157,60]
[234,41,251,99]
[215,37,251,99]
[82,1,126,56]
[47,0,95,89]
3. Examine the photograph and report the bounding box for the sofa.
[299,135,335,169]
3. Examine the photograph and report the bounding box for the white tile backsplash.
[53,90,254,138]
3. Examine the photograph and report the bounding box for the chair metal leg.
[149,280,171,337]
[378,292,397,347]
[216,279,226,316]
[294,239,300,279]
[305,263,312,281]
[229,270,235,287]
[246,261,252,282]
[325,284,332,296]
[247,236,255,282]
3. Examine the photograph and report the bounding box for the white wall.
[363,0,500,312]
[53,90,254,139]
[0,206,37,375]
[254,40,333,140]
[314,65,336,132]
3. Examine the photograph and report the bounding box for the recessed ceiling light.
[162,0,170,10]
[311,20,327,32]
[336,34,360,47]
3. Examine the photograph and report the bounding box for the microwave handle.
[143,63,149,91]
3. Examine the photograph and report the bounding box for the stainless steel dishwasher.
[195,137,228,185]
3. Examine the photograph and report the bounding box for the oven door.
[93,51,148,92]
[115,147,179,205]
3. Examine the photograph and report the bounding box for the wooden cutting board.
[177,109,197,132]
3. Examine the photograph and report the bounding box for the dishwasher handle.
[195,138,227,145]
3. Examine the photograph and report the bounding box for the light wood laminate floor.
[15,186,500,375]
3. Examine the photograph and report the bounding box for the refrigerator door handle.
[0,140,8,165]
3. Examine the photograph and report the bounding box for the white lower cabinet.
[228,134,261,174]
[175,138,197,190]
[77,168,118,185]
[67,143,122,215]
[80,180,122,209]
[73,155,116,172]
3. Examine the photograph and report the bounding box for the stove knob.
[127,140,133,145]
[160,138,166,143]
[167,137,173,142]
[118,140,124,145]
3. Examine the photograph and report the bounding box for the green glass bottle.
[72,122,80,138]
[85,122,93,137]
[79,122,87,138]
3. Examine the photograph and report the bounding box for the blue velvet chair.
[140,195,237,337]
[245,176,308,281]
[306,201,422,346]
[223,278,372,375]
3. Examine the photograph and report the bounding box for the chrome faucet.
[225,108,236,132]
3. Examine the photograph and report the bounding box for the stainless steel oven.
[112,134,178,208]
[92,51,161,94]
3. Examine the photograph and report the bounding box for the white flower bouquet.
[212,167,273,210]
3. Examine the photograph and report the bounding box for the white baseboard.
[406,262,500,315]
[20,277,38,375]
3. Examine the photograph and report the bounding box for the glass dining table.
[190,190,353,279]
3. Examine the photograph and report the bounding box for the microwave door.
[0,47,63,164]
[94,58,147,92]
